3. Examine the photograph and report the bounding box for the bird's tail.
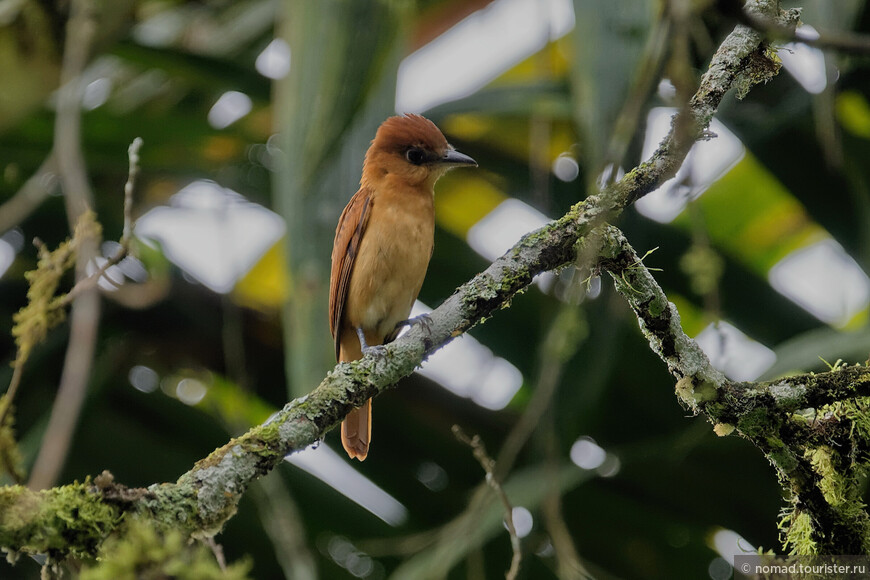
[341,398,372,461]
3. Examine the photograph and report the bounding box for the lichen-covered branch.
[722,0,870,55]
[1,0,799,563]
[593,226,726,397]
[596,225,870,554]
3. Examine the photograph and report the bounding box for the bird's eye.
[405,147,426,165]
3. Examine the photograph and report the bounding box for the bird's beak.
[439,149,477,168]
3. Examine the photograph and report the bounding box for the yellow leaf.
[836,91,870,139]
[435,175,507,238]
[233,241,289,310]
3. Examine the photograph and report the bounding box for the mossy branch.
[723,0,870,55]
[1,0,801,565]
[0,211,102,454]
[596,225,870,554]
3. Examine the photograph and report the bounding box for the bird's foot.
[362,344,388,357]
[356,327,388,358]
[395,313,434,336]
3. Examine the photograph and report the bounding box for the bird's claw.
[362,344,388,358]
[356,327,389,358]
[396,313,434,336]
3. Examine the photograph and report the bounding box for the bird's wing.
[329,186,373,361]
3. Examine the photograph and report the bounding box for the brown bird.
[329,114,477,460]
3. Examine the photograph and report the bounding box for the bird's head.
[362,114,477,189]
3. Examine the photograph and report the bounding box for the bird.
[329,114,477,461]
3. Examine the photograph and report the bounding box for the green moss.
[0,397,24,482]
[713,423,735,437]
[460,269,533,319]
[736,406,773,439]
[779,509,818,555]
[616,161,656,198]
[733,46,782,100]
[253,419,281,442]
[79,518,251,580]
[829,398,870,444]
[512,224,553,253]
[647,296,666,318]
[847,368,870,392]
[138,484,198,531]
[789,409,812,426]
[0,482,119,560]
[763,394,870,554]
[765,438,798,474]
[692,381,719,403]
[808,447,848,506]
[189,448,228,473]
[703,402,727,422]
[12,212,100,369]
[240,422,283,459]
[674,378,720,412]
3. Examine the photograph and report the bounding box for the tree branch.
[0,154,59,235]
[592,226,725,397]
[59,137,142,307]
[720,0,870,55]
[452,426,521,580]
[595,224,870,554]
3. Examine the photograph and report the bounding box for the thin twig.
[491,276,590,574]
[28,291,101,490]
[204,537,227,572]
[60,137,143,307]
[250,475,318,580]
[121,137,142,245]
[601,9,672,184]
[0,399,24,484]
[453,426,521,580]
[727,0,870,55]
[29,0,100,491]
[0,366,24,447]
[494,303,581,481]
[493,225,607,483]
[53,2,96,227]
[0,154,59,234]
[541,421,591,580]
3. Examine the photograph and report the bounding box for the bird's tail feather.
[341,399,372,461]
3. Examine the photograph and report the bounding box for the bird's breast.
[344,189,435,341]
